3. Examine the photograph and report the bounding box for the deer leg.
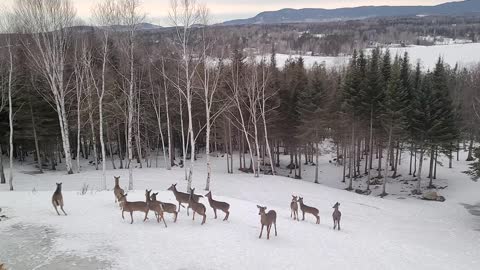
[178,202,181,212]
[338,220,341,231]
[161,213,168,228]
[122,210,125,220]
[316,215,319,224]
[130,212,134,224]
[174,212,178,222]
[60,205,67,216]
[143,210,149,222]
[274,222,277,236]
[201,214,206,225]
[302,211,305,221]
[193,211,195,220]
[53,203,60,216]
[296,211,299,221]
[267,225,271,240]
[290,210,292,218]
[259,225,264,238]
[223,210,229,221]
[187,206,190,216]
[333,218,336,230]
[214,208,217,219]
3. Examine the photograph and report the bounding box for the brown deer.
[151,192,178,222]
[52,183,67,216]
[205,191,230,221]
[188,188,206,225]
[0,263,7,270]
[290,195,299,221]
[113,176,124,204]
[167,184,202,216]
[118,193,149,224]
[145,189,167,228]
[257,205,277,240]
[298,197,320,224]
[332,202,341,231]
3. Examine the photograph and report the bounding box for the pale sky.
[2,0,461,25]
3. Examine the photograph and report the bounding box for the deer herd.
[51,176,342,241]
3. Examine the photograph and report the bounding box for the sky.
[2,0,461,25]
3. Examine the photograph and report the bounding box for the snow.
[268,43,480,71]
[1,148,480,270]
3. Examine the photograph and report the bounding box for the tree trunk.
[315,142,319,184]
[106,121,116,170]
[29,97,43,173]
[0,144,6,184]
[409,144,414,175]
[467,135,474,161]
[117,121,124,169]
[377,144,383,179]
[347,123,354,191]
[415,147,424,194]
[381,126,393,197]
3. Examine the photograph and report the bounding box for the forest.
[1,0,480,197]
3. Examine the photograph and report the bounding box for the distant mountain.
[109,23,162,31]
[222,0,480,25]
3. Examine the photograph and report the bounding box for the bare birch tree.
[14,0,76,174]
[169,0,200,191]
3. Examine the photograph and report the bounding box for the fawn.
[145,190,167,228]
[113,176,124,204]
[332,202,341,230]
[257,205,277,240]
[52,183,67,216]
[205,191,230,221]
[298,197,320,224]
[151,192,178,222]
[290,195,299,221]
[188,188,207,225]
[118,193,149,224]
[167,183,201,216]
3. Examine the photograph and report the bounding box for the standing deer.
[151,192,178,222]
[113,176,124,204]
[205,191,230,221]
[188,188,206,225]
[332,202,341,230]
[298,197,320,224]
[290,195,299,221]
[52,183,67,216]
[167,184,201,216]
[118,193,149,224]
[257,205,277,240]
[145,189,167,228]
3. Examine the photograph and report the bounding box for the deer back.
[261,210,277,225]
[299,198,319,215]
[206,192,230,211]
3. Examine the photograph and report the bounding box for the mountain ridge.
[222,0,480,25]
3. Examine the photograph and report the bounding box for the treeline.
[1,0,480,194]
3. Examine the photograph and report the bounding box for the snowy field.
[1,148,480,270]
[270,43,480,71]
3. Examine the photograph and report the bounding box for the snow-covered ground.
[1,147,480,270]
[269,43,480,71]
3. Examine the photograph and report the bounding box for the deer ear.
[257,205,261,208]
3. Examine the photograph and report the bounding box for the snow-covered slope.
[269,43,480,71]
[1,150,480,270]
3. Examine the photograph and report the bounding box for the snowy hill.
[1,149,480,270]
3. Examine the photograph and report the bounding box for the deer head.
[291,195,298,202]
[333,202,340,209]
[298,197,304,204]
[55,183,62,191]
[167,184,177,191]
[205,191,212,198]
[151,192,159,201]
[257,205,267,215]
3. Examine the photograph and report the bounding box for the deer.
[118,193,149,224]
[145,189,167,228]
[257,205,277,240]
[52,183,67,216]
[290,195,299,221]
[167,183,202,216]
[188,188,207,225]
[298,197,320,224]
[151,192,178,222]
[205,191,230,221]
[332,202,341,231]
[0,263,6,270]
[113,176,124,204]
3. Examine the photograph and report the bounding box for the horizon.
[1,0,462,25]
